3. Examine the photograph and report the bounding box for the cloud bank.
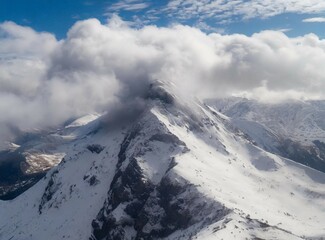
[1,16,325,146]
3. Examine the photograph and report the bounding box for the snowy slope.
[207,98,325,144]
[207,97,325,173]
[0,90,324,240]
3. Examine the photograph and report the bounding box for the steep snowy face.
[207,97,325,172]
[90,103,230,240]
[0,93,324,240]
[0,82,175,201]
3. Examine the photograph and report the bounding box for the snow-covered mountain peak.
[0,96,324,240]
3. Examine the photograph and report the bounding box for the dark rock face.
[0,150,45,200]
[90,123,229,240]
[134,176,229,240]
[278,139,325,173]
[39,169,60,214]
[149,133,185,145]
[91,167,229,240]
[0,173,45,200]
[91,158,155,240]
[145,83,174,105]
[89,175,100,186]
[87,144,105,154]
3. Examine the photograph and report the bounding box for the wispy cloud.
[303,17,325,23]
[109,1,150,12]
[104,0,325,34]
[274,28,292,33]
[194,21,225,34]
[164,0,325,22]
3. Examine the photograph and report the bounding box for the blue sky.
[1,0,325,39]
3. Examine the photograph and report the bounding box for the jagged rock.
[90,122,229,240]
[88,175,100,186]
[87,144,105,154]
[145,83,174,104]
[39,169,59,214]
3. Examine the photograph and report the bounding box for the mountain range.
[0,84,324,240]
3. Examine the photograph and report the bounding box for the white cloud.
[1,17,325,146]
[165,0,325,22]
[0,21,57,57]
[303,17,325,23]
